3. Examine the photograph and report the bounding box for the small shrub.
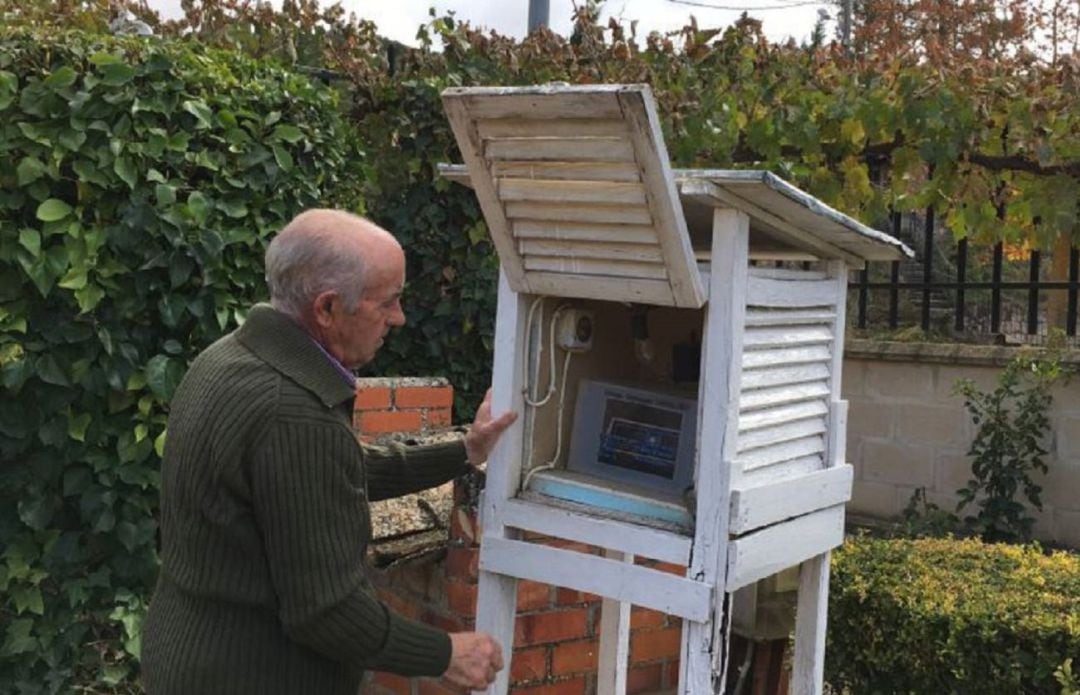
[828,535,1080,694]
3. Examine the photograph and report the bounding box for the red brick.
[540,538,598,555]
[417,678,466,695]
[511,676,587,695]
[516,580,551,612]
[514,609,590,647]
[370,671,412,694]
[445,546,479,581]
[422,610,470,633]
[630,607,665,629]
[630,626,682,663]
[427,407,452,427]
[355,387,392,410]
[378,588,422,620]
[396,386,454,408]
[653,561,686,576]
[361,410,423,435]
[450,508,478,545]
[554,588,601,606]
[447,579,478,616]
[551,639,598,675]
[510,646,548,684]
[626,663,664,694]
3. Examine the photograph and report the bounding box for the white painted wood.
[500,497,692,566]
[739,400,830,432]
[743,325,834,349]
[493,160,642,182]
[740,363,831,391]
[451,90,624,120]
[615,89,705,309]
[499,179,648,205]
[597,550,632,695]
[728,464,853,535]
[678,178,864,267]
[746,275,839,308]
[743,309,836,327]
[512,220,658,245]
[725,504,846,591]
[736,417,827,453]
[830,400,849,468]
[477,117,629,139]
[738,435,826,470]
[738,381,830,411]
[741,345,832,369]
[485,137,635,162]
[792,552,830,695]
[525,272,674,305]
[738,455,824,487]
[518,239,664,263]
[472,272,529,695]
[523,255,668,280]
[480,537,712,622]
[826,260,849,470]
[681,207,750,694]
[747,266,828,280]
[504,201,653,226]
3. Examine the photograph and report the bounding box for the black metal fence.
[848,211,1080,344]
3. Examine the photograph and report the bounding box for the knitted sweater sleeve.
[250,417,451,676]
[362,439,468,502]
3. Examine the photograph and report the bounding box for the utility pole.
[528,0,550,33]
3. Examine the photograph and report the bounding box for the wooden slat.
[739,400,830,432]
[616,89,705,308]
[526,272,674,305]
[505,201,653,225]
[738,435,826,470]
[736,417,827,453]
[748,266,828,281]
[480,537,712,622]
[492,160,642,182]
[500,498,692,566]
[513,220,658,245]
[499,178,647,205]
[740,363,831,391]
[518,239,664,263]
[743,325,834,349]
[485,137,635,162]
[478,118,629,139]
[743,308,836,327]
[523,255,669,280]
[729,464,853,535]
[454,90,623,120]
[741,345,832,369]
[747,275,840,308]
[597,550,632,695]
[793,553,831,695]
[738,455,824,488]
[739,381,830,411]
[725,504,846,591]
[442,95,530,292]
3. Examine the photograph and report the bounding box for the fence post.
[921,206,934,331]
[991,242,1003,334]
[1028,250,1041,335]
[955,238,967,332]
[1068,247,1078,337]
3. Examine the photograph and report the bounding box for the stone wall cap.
[846,338,1080,367]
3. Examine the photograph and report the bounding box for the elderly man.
[142,210,515,694]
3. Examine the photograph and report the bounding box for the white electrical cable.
[523,303,569,408]
[521,302,575,489]
[522,349,574,490]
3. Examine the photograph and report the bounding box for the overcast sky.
[148,0,837,46]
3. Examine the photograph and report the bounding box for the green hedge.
[0,29,359,691]
[828,535,1080,694]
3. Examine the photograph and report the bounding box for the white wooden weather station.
[439,84,911,695]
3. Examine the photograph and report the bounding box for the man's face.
[327,244,406,369]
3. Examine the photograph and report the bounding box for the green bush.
[828,535,1080,694]
[0,29,359,691]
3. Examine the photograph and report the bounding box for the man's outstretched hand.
[444,631,504,690]
[464,388,517,466]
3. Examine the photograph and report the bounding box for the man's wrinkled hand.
[444,631,504,690]
[464,388,517,466]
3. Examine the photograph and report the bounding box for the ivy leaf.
[68,413,92,442]
[272,124,304,143]
[0,619,36,656]
[187,192,211,225]
[18,229,41,258]
[100,63,136,86]
[58,268,88,290]
[12,586,44,616]
[145,355,182,401]
[154,183,175,206]
[272,144,294,172]
[36,198,72,222]
[16,157,46,186]
[114,156,138,189]
[36,354,70,386]
[44,66,77,89]
[182,99,213,129]
[154,429,167,457]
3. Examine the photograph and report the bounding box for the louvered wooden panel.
[442,85,705,307]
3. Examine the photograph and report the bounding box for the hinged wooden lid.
[441,84,706,308]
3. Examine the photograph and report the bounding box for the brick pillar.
[354,376,454,441]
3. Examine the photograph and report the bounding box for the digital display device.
[565,380,698,498]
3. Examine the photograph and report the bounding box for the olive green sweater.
[142,305,468,695]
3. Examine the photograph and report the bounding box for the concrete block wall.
[843,341,1080,547]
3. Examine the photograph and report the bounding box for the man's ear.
[311,290,338,328]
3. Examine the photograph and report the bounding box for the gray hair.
[265,210,369,318]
